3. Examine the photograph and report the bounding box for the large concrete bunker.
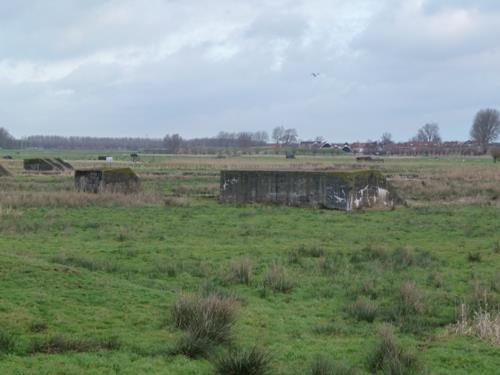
[75,168,140,194]
[220,170,402,211]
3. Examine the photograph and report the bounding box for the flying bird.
[311,73,320,78]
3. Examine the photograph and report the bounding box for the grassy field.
[0,151,499,374]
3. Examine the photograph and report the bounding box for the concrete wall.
[75,168,140,194]
[220,170,401,211]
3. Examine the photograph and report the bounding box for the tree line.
[1,108,498,152]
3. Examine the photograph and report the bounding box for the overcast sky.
[1,0,499,141]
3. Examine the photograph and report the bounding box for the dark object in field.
[98,156,107,161]
[357,156,384,163]
[216,154,226,159]
[75,168,140,193]
[0,164,11,177]
[130,153,139,161]
[23,158,72,172]
[2,155,13,160]
[491,147,500,163]
[220,170,402,211]
[285,152,295,159]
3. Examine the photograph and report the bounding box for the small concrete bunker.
[75,168,140,194]
[24,158,73,172]
[220,170,402,211]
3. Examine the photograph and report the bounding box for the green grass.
[0,152,499,374]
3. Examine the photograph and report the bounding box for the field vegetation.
[0,151,499,374]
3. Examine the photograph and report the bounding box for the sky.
[1,0,499,142]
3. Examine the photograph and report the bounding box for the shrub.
[214,346,271,375]
[348,297,378,323]
[231,257,253,285]
[171,293,237,345]
[264,264,294,293]
[368,324,421,375]
[0,329,16,354]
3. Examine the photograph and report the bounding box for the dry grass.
[230,257,253,285]
[449,304,500,345]
[0,190,163,208]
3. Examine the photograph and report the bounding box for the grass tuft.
[368,324,422,375]
[264,263,295,293]
[348,296,378,323]
[230,257,253,285]
[214,346,271,375]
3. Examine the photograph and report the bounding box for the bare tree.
[236,132,253,148]
[380,132,393,145]
[470,108,500,151]
[163,133,183,154]
[413,123,441,143]
[252,131,269,144]
[281,128,298,145]
[272,126,285,145]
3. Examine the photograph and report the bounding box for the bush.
[231,257,253,285]
[171,293,237,345]
[214,346,271,375]
[0,329,16,354]
[348,297,378,323]
[264,264,294,293]
[368,324,421,375]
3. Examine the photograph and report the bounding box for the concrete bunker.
[220,170,402,211]
[24,158,73,172]
[75,168,140,194]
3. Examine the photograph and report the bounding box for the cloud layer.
[1,0,499,141]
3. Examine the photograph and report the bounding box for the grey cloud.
[1,0,500,142]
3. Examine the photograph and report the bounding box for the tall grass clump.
[214,346,271,375]
[230,257,253,285]
[348,296,378,323]
[309,356,358,375]
[264,263,294,293]
[368,324,422,375]
[397,281,425,316]
[171,293,238,357]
